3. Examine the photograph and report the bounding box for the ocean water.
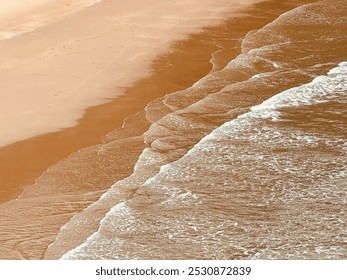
[1,0,346,259]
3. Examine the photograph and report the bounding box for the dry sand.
[0,1,102,38]
[0,0,260,147]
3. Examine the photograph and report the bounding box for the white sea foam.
[61,201,132,259]
[249,61,347,120]
[184,61,347,160]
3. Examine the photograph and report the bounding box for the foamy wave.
[250,62,347,120]
[61,59,347,259]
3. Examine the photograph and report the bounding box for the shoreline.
[0,1,253,203]
[0,0,262,203]
[0,27,219,202]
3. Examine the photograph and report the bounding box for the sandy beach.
[1,0,346,260]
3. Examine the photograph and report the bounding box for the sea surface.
[1,0,347,259]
